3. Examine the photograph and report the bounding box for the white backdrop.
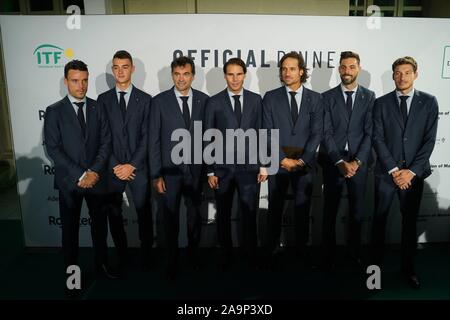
[0,14,449,247]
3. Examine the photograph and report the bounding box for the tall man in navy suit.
[44,60,114,283]
[262,51,323,265]
[205,58,267,270]
[319,51,375,270]
[150,56,209,279]
[371,56,438,289]
[97,50,153,271]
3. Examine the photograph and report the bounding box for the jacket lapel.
[390,91,405,130]
[222,89,238,128]
[124,86,138,126]
[349,87,365,125]
[405,90,421,132]
[334,86,350,125]
[169,87,187,128]
[279,87,294,128]
[240,89,252,129]
[85,98,96,142]
[62,96,84,140]
[190,90,202,131]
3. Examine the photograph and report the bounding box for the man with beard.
[318,51,375,270]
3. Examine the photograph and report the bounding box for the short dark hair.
[223,57,247,74]
[279,51,309,84]
[64,59,88,79]
[113,50,133,64]
[171,56,196,75]
[392,56,418,73]
[340,51,360,64]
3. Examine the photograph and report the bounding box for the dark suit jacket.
[373,90,439,179]
[149,87,209,184]
[204,88,263,178]
[262,85,323,167]
[320,85,375,165]
[44,96,111,193]
[97,85,151,192]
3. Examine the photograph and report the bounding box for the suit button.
[292,131,296,135]
[403,137,407,141]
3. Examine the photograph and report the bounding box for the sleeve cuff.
[334,159,344,166]
[388,167,399,175]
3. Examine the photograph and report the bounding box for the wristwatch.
[355,158,362,166]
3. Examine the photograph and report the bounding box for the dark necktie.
[180,96,191,128]
[399,95,409,126]
[119,91,127,121]
[233,95,242,127]
[345,91,354,116]
[74,102,86,138]
[289,91,298,124]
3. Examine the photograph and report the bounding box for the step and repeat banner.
[1,14,449,247]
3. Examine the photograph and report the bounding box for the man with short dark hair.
[205,57,266,270]
[150,56,209,280]
[318,51,375,270]
[44,60,114,294]
[97,50,153,272]
[371,56,439,289]
[262,51,323,266]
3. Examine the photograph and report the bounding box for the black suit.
[149,87,209,268]
[96,86,153,264]
[204,88,263,259]
[371,89,438,273]
[262,86,323,255]
[44,96,111,269]
[319,85,375,263]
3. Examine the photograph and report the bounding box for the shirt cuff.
[388,167,399,175]
[207,172,215,177]
[409,170,416,176]
[79,171,87,181]
[259,167,268,175]
[335,159,344,166]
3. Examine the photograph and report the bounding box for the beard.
[340,74,357,85]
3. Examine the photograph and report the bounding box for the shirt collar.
[67,94,86,105]
[228,88,244,98]
[116,84,132,95]
[340,83,358,95]
[174,87,193,98]
[396,88,415,99]
[285,85,303,95]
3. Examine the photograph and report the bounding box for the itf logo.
[442,46,450,79]
[33,44,74,68]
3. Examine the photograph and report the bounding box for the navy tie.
[233,95,242,127]
[345,91,354,117]
[74,102,86,138]
[180,96,191,128]
[289,91,298,124]
[399,95,409,126]
[119,91,127,121]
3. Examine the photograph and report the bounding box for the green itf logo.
[33,44,74,68]
[442,46,450,79]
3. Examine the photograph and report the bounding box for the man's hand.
[78,171,99,188]
[393,169,414,190]
[337,161,357,178]
[281,158,301,172]
[257,167,268,183]
[208,175,219,189]
[152,177,166,194]
[113,164,136,181]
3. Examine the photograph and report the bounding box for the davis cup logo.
[33,44,74,68]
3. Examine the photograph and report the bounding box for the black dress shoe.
[405,273,421,289]
[95,264,120,280]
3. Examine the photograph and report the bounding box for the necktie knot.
[233,94,241,100]
[289,91,297,98]
[345,91,354,98]
[119,91,127,97]
[74,102,84,109]
[180,96,189,102]
[399,95,409,102]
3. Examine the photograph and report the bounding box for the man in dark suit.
[97,50,153,272]
[319,51,375,270]
[371,56,439,289]
[262,51,323,265]
[205,58,267,270]
[150,56,209,279]
[44,60,115,288]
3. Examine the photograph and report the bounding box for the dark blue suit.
[149,87,208,267]
[204,88,263,260]
[44,96,111,269]
[97,86,153,264]
[262,85,323,254]
[319,85,375,263]
[371,89,438,273]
